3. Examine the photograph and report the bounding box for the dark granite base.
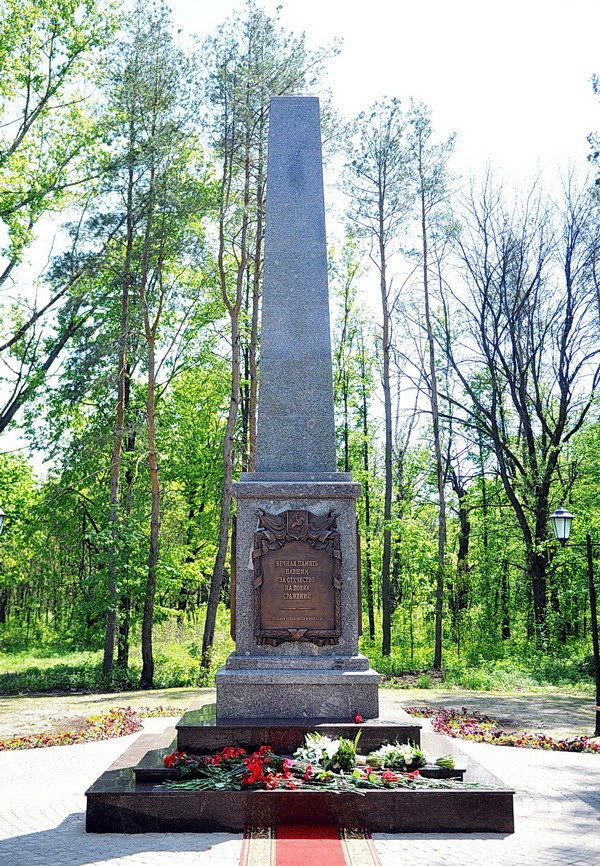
[86,771,513,833]
[176,703,422,754]
[85,713,514,834]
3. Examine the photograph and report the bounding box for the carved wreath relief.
[253,508,341,646]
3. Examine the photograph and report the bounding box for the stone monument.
[215,95,380,720]
[85,96,514,836]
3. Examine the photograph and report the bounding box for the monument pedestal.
[85,700,515,834]
[216,477,380,721]
[216,662,379,720]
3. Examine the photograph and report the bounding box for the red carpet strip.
[240,826,382,866]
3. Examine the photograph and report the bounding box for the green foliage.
[0,605,234,693]
[0,0,119,260]
[368,648,595,692]
[1,3,600,703]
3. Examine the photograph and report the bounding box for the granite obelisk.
[256,96,337,476]
[216,96,379,720]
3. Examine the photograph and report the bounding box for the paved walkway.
[0,714,598,866]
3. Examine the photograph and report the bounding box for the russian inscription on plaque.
[252,509,341,646]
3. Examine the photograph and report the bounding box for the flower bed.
[0,706,143,750]
[0,704,186,751]
[404,705,600,753]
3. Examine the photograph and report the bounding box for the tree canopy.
[1,0,600,688]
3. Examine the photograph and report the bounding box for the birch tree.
[344,98,411,655]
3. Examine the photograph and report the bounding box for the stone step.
[174,703,422,753]
[87,766,510,834]
[85,721,512,834]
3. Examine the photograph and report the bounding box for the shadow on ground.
[0,812,241,866]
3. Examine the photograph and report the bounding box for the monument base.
[215,660,380,719]
[85,703,515,834]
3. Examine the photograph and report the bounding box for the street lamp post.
[0,507,5,535]
[549,507,600,737]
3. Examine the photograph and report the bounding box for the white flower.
[319,736,340,760]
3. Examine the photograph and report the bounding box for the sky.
[168,0,600,186]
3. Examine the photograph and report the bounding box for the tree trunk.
[117,595,131,670]
[420,175,446,671]
[500,559,511,640]
[201,306,240,667]
[116,386,137,673]
[140,334,160,689]
[104,157,135,678]
[201,125,249,670]
[247,133,264,473]
[448,470,470,635]
[360,337,375,639]
[529,546,548,645]
[380,232,394,657]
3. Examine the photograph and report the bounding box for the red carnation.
[382,769,398,783]
[242,754,266,786]
[163,751,180,768]
[219,746,246,760]
[354,713,363,724]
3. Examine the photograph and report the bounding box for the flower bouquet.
[161,731,468,795]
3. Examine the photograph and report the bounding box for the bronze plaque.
[253,509,341,646]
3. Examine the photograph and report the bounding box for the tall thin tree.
[345,98,411,655]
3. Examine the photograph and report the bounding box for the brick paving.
[0,712,598,865]
[374,719,600,866]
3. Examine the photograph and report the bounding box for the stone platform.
[172,703,421,755]
[85,702,515,834]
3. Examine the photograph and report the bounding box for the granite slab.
[174,703,420,753]
[86,716,513,834]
